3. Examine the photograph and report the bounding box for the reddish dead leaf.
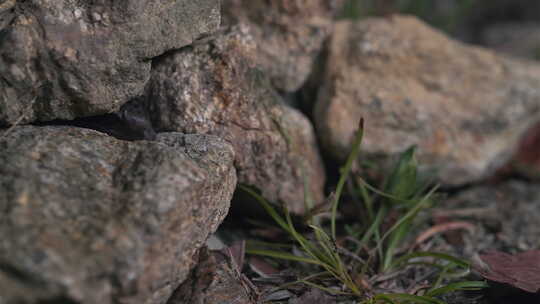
[476,250,540,293]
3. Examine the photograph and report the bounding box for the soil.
[214,177,540,304]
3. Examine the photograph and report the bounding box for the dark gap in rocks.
[38,297,78,304]
[438,182,479,198]
[292,35,344,196]
[466,0,540,43]
[275,87,343,196]
[0,262,46,286]
[149,29,226,67]
[486,172,538,186]
[226,187,269,227]
[225,186,289,233]
[278,90,301,109]
[482,282,540,304]
[28,98,157,141]
[223,186,312,242]
[297,36,330,123]
[148,46,185,67]
[318,150,344,197]
[30,112,151,141]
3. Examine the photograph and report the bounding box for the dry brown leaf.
[477,250,540,293]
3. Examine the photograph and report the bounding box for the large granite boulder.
[222,0,345,92]
[0,126,236,304]
[125,27,325,213]
[0,0,220,126]
[314,16,540,185]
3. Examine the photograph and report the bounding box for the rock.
[494,120,540,180]
[314,16,540,185]
[513,124,540,177]
[0,0,220,126]
[222,0,345,92]
[289,289,336,304]
[168,247,254,304]
[130,27,325,213]
[481,22,540,61]
[443,181,540,252]
[0,126,236,304]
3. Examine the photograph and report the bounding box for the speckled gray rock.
[168,248,254,304]
[315,16,540,185]
[0,0,220,126]
[131,27,325,213]
[222,0,344,92]
[0,126,236,304]
[443,181,540,252]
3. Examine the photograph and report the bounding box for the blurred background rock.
[341,0,540,60]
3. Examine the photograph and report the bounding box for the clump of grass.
[242,119,487,303]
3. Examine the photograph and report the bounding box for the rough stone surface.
[0,0,220,126]
[442,181,540,252]
[128,27,325,213]
[314,16,540,185]
[168,248,254,304]
[494,120,540,179]
[222,0,344,92]
[0,126,236,304]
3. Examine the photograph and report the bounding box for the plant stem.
[331,119,364,239]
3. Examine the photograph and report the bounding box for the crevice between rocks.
[37,297,79,304]
[28,113,147,141]
[25,96,160,142]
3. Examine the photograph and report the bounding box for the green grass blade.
[362,294,396,304]
[373,293,445,304]
[399,261,447,271]
[299,279,353,296]
[246,249,324,266]
[378,186,439,263]
[283,207,332,266]
[239,185,291,233]
[357,203,388,250]
[382,217,413,271]
[358,179,374,220]
[426,281,488,297]
[246,240,292,249]
[307,225,362,296]
[390,251,470,270]
[356,176,425,204]
[384,146,418,204]
[309,225,340,266]
[274,272,333,290]
[331,119,364,239]
[429,263,453,292]
[381,187,435,271]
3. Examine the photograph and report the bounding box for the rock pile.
[2,1,540,303]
